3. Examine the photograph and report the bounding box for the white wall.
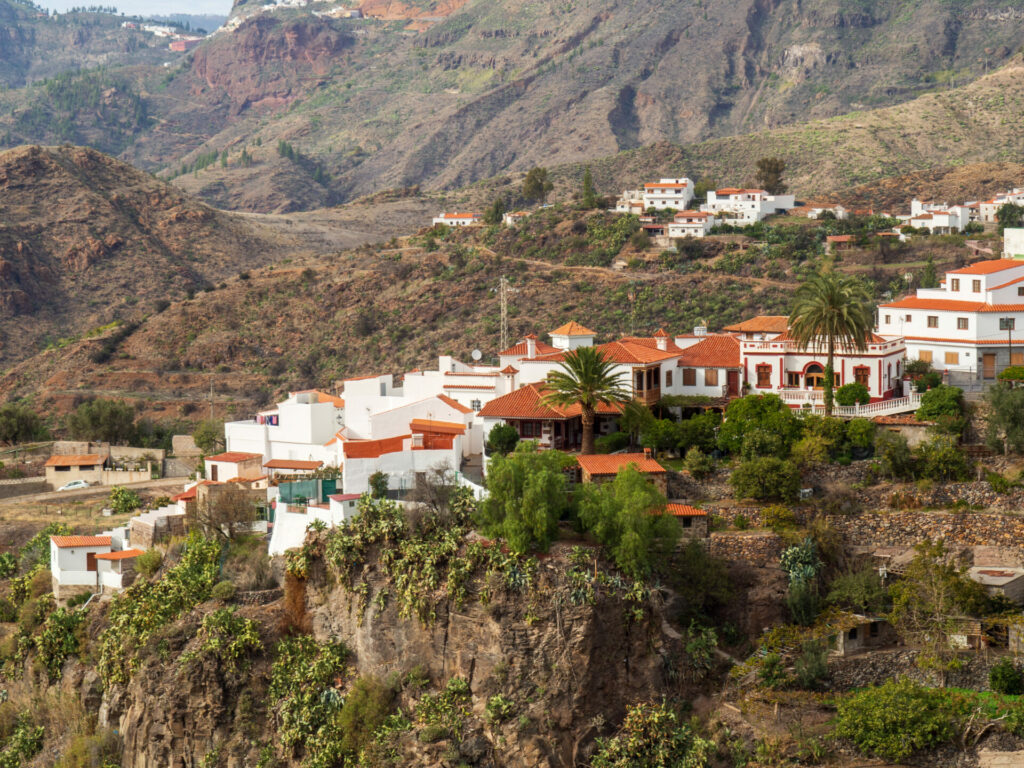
[343,444,460,496]
[1006,229,1024,258]
[269,500,356,556]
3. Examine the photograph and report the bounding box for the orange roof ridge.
[45,454,103,467]
[51,535,111,548]
[948,259,1024,276]
[550,321,596,336]
[577,453,665,475]
[437,394,473,413]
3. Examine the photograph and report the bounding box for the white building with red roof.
[615,177,695,213]
[49,533,145,599]
[667,210,715,239]
[701,188,795,224]
[879,257,1024,377]
[431,212,482,227]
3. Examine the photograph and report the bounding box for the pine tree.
[921,256,938,289]
[582,166,597,209]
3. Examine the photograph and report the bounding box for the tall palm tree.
[789,272,875,416]
[542,347,631,454]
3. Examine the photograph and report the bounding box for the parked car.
[57,480,92,491]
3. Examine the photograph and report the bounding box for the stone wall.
[708,531,784,567]
[827,510,1024,559]
[828,648,1023,691]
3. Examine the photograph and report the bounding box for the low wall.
[708,531,784,567]
[0,478,48,499]
[828,647,1022,691]
[827,510,1024,557]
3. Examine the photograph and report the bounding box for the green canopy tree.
[581,167,598,209]
[0,403,48,445]
[755,157,787,194]
[986,384,1024,454]
[542,347,631,455]
[66,399,137,444]
[788,272,874,416]
[576,464,680,578]
[193,419,225,454]
[475,443,575,553]
[522,166,553,203]
[483,196,506,225]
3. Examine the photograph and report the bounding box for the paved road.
[0,477,188,506]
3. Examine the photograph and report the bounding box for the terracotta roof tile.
[45,454,103,467]
[678,335,741,368]
[663,503,707,517]
[577,453,665,476]
[343,435,408,459]
[264,459,323,470]
[550,321,595,336]
[51,535,111,548]
[95,548,145,560]
[595,340,680,364]
[948,259,1024,276]
[410,419,466,435]
[478,383,622,420]
[206,451,263,463]
[499,337,560,357]
[500,365,519,374]
[722,316,789,333]
[437,394,473,413]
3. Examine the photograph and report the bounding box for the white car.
[57,480,92,491]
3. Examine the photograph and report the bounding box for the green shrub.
[485,694,515,724]
[987,471,1016,494]
[761,505,797,531]
[794,640,829,690]
[0,552,15,579]
[916,435,970,481]
[916,386,963,422]
[591,700,713,768]
[595,432,630,454]
[835,382,870,406]
[990,658,1024,695]
[733,514,749,531]
[210,580,236,602]
[846,418,875,454]
[336,676,397,756]
[682,446,714,479]
[757,653,788,689]
[0,713,45,766]
[998,365,1024,381]
[135,549,162,578]
[485,423,520,456]
[108,486,142,516]
[730,458,800,501]
[835,678,959,761]
[54,728,120,768]
[790,434,831,468]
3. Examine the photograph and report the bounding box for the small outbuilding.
[576,452,667,494]
[663,503,708,538]
[832,615,899,657]
[969,566,1024,605]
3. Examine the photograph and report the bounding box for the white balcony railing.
[766,389,921,418]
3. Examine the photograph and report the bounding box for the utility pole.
[498,276,519,351]
[209,378,214,420]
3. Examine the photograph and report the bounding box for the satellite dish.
[471,349,482,361]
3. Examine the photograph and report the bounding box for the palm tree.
[542,347,631,455]
[788,272,875,416]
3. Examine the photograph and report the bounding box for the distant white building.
[432,212,482,227]
[502,211,529,227]
[667,210,715,238]
[1005,229,1024,258]
[701,188,795,224]
[49,533,142,600]
[615,178,694,213]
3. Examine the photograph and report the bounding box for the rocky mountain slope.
[4,0,1020,211]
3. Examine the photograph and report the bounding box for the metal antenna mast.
[499,276,519,351]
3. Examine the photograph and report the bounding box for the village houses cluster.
[51,177,1024,597]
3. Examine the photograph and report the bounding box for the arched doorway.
[805,363,825,389]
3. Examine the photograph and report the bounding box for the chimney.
[643,447,653,459]
[525,334,537,358]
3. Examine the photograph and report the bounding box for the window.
[756,364,772,388]
[681,517,692,528]
[957,317,968,330]
[884,314,891,324]
[1013,352,1024,365]
[787,372,800,387]
[665,370,673,388]
[919,350,933,363]
[945,352,959,365]
[950,278,960,291]
[854,366,870,386]
[906,314,912,322]
[682,368,696,386]
[848,627,858,640]
[972,279,981,292]
[704,369,719,387]
[470,399,481,411]
[1018,287,1024,297]
[869,622,879,637]
[1001,318,1016,331]
[56,465,70,472]
[927,316,939,328]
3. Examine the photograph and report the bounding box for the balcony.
[632,387,661,407]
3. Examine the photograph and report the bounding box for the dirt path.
[0,476,186,506]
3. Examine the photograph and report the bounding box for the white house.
[95,549,145,593]
[502,211,530,227]
[879,258,1024,378]
[268,494,363,556]
[432,212,482,227]
[701,188,796,224]
[204,451,264,482]
[740,329,906,404]
[615,178,694,213]
[50,533,142,599]
[1005,228,1024,258]
[902,206,970,234]
[806,204,848,220]
[667,211,715,239]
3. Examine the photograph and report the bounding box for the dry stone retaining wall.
[828,648,1023,691]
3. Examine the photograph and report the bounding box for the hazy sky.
[39,0,232,18]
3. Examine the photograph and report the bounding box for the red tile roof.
[550,321,595,336]
[499,337,559,357]
[873,414,934,426]
[663,503,707,517]
[993,275,1024,290]
[443,384,496,390]
[478,383,623,420]
[577,453,665,476]
[827,235,854,243]
[678,335,741,368]
[330,493,362,502]
[171,480,218,502]
[206,451,263,463]
[595,340,680,364]
[619,336,684,354]
[437,394,473,413]
[51,535,111,548]
[410,419,466,435]
[438,212,481,219]
[342,435,408,459]
[264,459,323,470]
[674,211,709,219]
[95,548,145,561]
[772,329,887,344]
[45,454,103,467]
[644,182,688,189]
[948,259,1024,276]
[500,365,519,374]
[722,316,789,333]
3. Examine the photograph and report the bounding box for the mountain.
[6,0,1021,211]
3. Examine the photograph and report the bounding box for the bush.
[834,678,960,761]
[914,371,943,393]
[591,700,713,768]
[786,580,821,626]
[846,418,875,454]
[790,434,831,468]
[758,653,788,689]
[875,431,915,480]
[109,486,142,516]
[485,423,519,456]
[905,359,933,376]
[683,446,714,479]
[594,432,630,454]
[485,694,515,724]
[998,365,1024,381]
[730,457,800,501]
[336,676,397,756]
[835,382,870,406]
[134,549,162,578]
[990,658,1024,695]
[916,385,964,422]
[761,505,797,532]
[916,435,970,481]
[794,640,829,690]
[211,580,236,602]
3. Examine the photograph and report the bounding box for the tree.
[835,382,870,406]
[618,400,655,450]
[192,419,224,454]
[640,419,683,456]
[888,540,989,679]
[542,347,631,455]
[368,471,389,499]
[754,156,787,194]
[194,487,260,540]
[591,700,713,768]
[729,457,800,501]
[916,385,964,422]
[788,272,874,416]
[0,403,48,445]
[920,256,938,289]
[581,166,598,209]
[996,202,1024,233]
[522,166,553,203]
[475,443,574,553]
[828,566,889,614]
[109,486,142,516]
[576,465,680,578]
[985,384,1024,454]
[716,394,801,456]
[875,431,914,480]
[483,196,506,225]
[66,399,137,444]
[485,423,519,456]
[916,434,970,481]
[683,446,714,480]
